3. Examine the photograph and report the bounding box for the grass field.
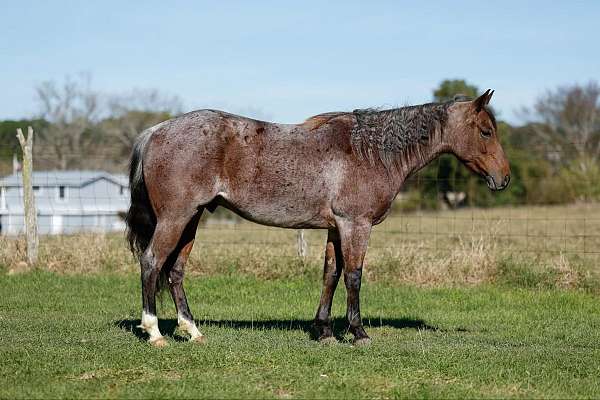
[1,203,600,398]
[2,272,600,398]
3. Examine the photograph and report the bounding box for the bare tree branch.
[522,81,600,161]
[101,89,182,164]
[35,74,100,169]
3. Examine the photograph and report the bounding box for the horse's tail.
[126,126,172,293]
[125,129,156,261]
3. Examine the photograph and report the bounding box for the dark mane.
[350,101,452,169]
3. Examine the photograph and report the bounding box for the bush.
[559,157,600,202]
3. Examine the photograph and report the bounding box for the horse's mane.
[350,102,452,170]
[302,112,348,131]
[303,99,496,171]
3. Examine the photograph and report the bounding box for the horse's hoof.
[352,337,371,347]
[191,335,207,344]
[150,337,168,348]
[318,336,338,345]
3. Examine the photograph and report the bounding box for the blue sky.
[2,1,598,123]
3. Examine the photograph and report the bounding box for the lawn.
[1,271,600,398]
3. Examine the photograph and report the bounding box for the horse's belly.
[219,191,333,229]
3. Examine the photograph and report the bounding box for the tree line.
[0,74,181,174]
[1,77,599,208]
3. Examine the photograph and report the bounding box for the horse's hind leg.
[313,229,343,343]
[167,211,206,343]
[139,213,194,347]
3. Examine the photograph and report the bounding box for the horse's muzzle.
[486,174,510,191]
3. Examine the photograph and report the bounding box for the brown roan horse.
[126,89,510,347]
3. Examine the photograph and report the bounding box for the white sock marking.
[178,313,203,340]
[139,311,163,343]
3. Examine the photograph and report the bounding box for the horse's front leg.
[314,229,343,343]
[337,218,372,345]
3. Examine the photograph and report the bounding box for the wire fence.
[1,144,599,262]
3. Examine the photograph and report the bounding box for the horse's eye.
[480,130,492,139]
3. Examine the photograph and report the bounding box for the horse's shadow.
[115,316,460,343]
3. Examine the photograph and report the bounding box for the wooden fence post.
[297,229,307,260]
[16,126,38,264]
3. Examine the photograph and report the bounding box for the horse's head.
[446,90,510,191]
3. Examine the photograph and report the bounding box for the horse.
[125,89,510,347]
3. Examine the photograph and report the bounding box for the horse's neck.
[391,135,448,194]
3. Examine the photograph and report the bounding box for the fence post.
[297,229,307,260]
[16,126,38,265]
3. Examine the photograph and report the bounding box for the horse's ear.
[473,89,493,112]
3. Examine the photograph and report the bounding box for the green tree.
[433,79,479,102]
[0,119,48,175]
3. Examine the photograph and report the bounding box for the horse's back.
[140,109,360,227]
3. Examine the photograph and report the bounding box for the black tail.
[125,130,156,259]
[125,130,170,292]
[126,129,171,293]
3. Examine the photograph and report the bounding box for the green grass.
[1,271,600,398]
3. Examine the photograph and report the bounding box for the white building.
[0,170,129,235]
